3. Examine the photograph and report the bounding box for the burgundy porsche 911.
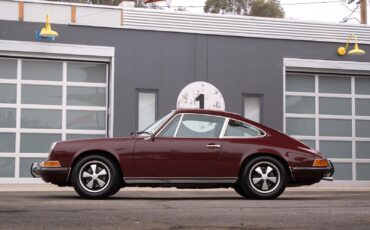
[31,109,334,199]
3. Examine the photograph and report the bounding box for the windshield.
[139,112,173,135]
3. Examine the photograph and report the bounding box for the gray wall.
[1,20,370,136]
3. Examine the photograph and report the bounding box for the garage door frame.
[0,40,115,183]
[284,58,370,184]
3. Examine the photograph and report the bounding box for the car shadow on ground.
[31,194,339,201]
[24,189,370,201]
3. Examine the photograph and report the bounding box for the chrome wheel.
[248,161,280,194]
[79,160,111,193]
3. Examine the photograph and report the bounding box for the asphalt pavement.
[0,188,369,230]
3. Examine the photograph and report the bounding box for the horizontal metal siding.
[122,8,370,44]
[2,1,370,44]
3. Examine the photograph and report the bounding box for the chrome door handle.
[206,144,221,149]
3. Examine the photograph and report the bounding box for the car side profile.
[31,109,334,199]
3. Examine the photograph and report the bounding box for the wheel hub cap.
[249,161,280,194]
[79,161,111,193]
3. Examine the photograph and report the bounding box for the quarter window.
[224,119,263,137]
[158,115,181,137]
[176,114,225,138]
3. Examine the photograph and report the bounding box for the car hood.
[52,137,136,155]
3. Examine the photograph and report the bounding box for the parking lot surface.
[0,189,369,230]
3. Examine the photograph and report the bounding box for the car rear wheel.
[71,155,120,199]
[233,183,250,198]
[240,156,287,199]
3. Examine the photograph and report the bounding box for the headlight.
[49,142,57,153]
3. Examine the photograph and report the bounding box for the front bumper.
[31,162,70,186]
[291,160,335,182]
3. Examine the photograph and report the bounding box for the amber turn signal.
[40,161,61,168]
[313,159,329,167]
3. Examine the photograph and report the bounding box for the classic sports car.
[31,109,334,199]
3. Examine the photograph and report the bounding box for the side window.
[176,114,225,138]
[158,115,181,137]
[224,119,263,137]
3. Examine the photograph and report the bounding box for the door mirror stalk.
[144,134,155,142]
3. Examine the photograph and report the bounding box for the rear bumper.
[31,162,70,186]
[291,160,335,182]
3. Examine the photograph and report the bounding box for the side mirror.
[144,134,155,142]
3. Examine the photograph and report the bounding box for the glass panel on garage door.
[0,57,109,181]
[285,72,370,181]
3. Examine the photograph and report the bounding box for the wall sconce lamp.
[39,15,59,38]
[337,34,365,56]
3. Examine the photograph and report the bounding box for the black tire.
[240,156,287,199]
[233,183,250,198]
[107,183,122,197]
[71,155,121,199]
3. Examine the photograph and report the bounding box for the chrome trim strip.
[31,162,70,178]
[155,112,266,139]
[124,177,238,184]
[30,163,40,178]
[322,177,334,181]
[156,113,227,138]
[205,144,221,149]
[173,114,183,137]
[219,118,229,138]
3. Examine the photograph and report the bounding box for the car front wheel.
[240,156,287,199]
[71,155,120,199]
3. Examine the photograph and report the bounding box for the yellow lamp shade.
[39,15,59,38]
[348,43,366,55]
[337,34,365,56]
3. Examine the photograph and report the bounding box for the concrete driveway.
[0,187,369,229]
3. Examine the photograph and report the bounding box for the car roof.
[173,108,245,121]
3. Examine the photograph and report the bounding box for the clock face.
[176,81,225,111]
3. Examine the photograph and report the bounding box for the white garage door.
[0,57,108,181]
[285,72,370,181]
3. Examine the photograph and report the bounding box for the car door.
[132,113,226,181]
